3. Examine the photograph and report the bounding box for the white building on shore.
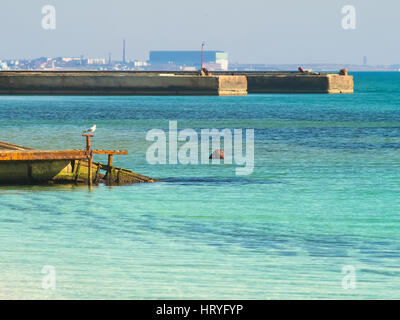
[0,60,9,70]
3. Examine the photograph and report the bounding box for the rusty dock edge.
[0,140,158,186]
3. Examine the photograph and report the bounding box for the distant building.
[182,66,196,71]
[0,60,9,70]
[363,56,368,66]
[61,57,82,63]
[149,50,229,70]
[133,60,149,68]
[87,58,106,65]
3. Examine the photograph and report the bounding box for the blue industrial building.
[149,51,228,70]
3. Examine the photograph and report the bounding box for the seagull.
[83,125,96,134]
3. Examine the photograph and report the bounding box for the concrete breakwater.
[0,71,247,96]
[175,71,353,94]
[0,70,353,95]
[240,72,353,94]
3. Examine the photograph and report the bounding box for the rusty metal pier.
[0,137,156,186]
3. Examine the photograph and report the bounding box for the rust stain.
[92,150,128,155]
[0,150,90,161]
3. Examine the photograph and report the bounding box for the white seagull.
[83,124,96,134]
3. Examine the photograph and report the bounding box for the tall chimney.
[123,39,126,64]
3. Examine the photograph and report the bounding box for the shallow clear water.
[0,72,399,299]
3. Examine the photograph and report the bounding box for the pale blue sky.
[0,0,398,65]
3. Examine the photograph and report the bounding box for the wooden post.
[82,134,94,187]
[107,154,113,185]
[88,152,93,187]
[83,134,93,151]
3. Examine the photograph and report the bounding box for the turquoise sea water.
[0,72,399,299]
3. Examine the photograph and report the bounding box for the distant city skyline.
[2,52,398,69]
[2,52,399,73]
[0,0,399,65]
[1,41,400,73]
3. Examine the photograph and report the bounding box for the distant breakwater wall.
[243,73,353,94]
[165,71,354,94]
[0,71,353,95]
[0,72,247,96]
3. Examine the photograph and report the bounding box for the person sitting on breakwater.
[199,67,211,76]
[298,67,318,75]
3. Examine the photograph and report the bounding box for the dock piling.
[107,154,113,185]
[82,134,94,187]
